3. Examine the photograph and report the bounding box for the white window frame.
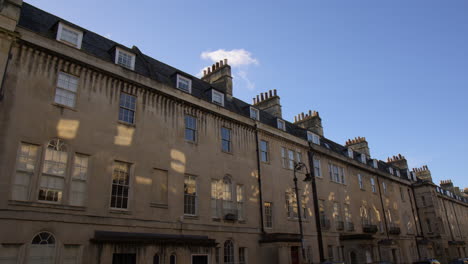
[307,131,320,145]
[115,47,136,70]
[264,201,273,228]
[56,22,83,49]
[389,167,394,175]
[55,71,79,108]
[249,107,260,120]
[358,174,364,189]
[396,170,401,177]
[277,119,286,131]
[360,154,367,164]
[184,175,197,216]
[347,149,353,158]
[236,184,244,220]
[110,161,131,210]
[313,159,321,177]
[260,140,269,163]
[372,159,378,168]
[211,89,225,106]
[382,182,387,194]
[184,115,197,143]
[370,177,376,193]
[176,74,192,93]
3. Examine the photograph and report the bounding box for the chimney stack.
[440,179,454,192]
[201,59,233,97]
[412,165,432,182]
[293,110,323,137]
[387,154,408,170]
[253,89,282,118]
[345,137,370,156]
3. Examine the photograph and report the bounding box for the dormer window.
[176,74,192,93]
[372,159,378,168]
[115,47,135,70]
[347,149,353,158]
[277,119,286,131]
[56,22,83,48]
[249,107,259,120]
[389,167,394,175]
[360,154,367,164]
[212,90,224,106]
[396,170,401,177]
[307,131,320,145]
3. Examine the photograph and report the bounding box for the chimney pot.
[212,65,215,71]
[301,112,305,119]
[253,98,256,104]
[216,62,220,69]
[265,92,269,99]
[256,95,260,102]
[261,93,264,101]
[224,58,228,65]
[309,110,312,116]
[220,60,224,67]
[203,70,207,76]
[274,89,277,96]
[294,116,297,122]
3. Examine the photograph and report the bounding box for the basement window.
[277,119,286,131]
[307,131,320,145]
[176,74,192,93]
[211,90,224,106]
[115,47,135,70]
[250,107,260,120]
[56,22,83,49]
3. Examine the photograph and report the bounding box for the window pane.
[63,245,80,264]
[111,161,130,209]
[12,171,32,201]
[60,27,79,45]
[184,176,197,215]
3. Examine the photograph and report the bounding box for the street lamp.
[293,161,311,262]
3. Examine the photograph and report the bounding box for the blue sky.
[28,0,468,189]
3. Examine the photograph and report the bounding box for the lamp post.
[293,161,312,262]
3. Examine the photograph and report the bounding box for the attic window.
[360,154,367,164]
[176,74,192,93]
[56,22,83,48]
[389,167,394,175]
[115,47,135,70]
[212,90,224,106]
[307,131,320,145]
[372,159,378,168]
[396,170,401,177]
[249,107,259,120]
[277,119,286,131]
[347,149,353,158]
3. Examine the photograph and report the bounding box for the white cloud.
[199,49,259,92]
[200,49,258,67]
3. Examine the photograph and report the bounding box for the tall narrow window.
[222,177,234,216]
[370,178,376,193]
[184,115,197,142]
[0,244,20,264]
[264,202,273,228]
[153,254,160,264]
[382,182,387,194]
[221,127,231,152]
[215,247,220,264]
[358,174,364,189]
[260,140,269,162]
[286,191,298,218]
[281,147,287,168]
[70,154,88,206]
[302,196,308,219]
[313,159,321,177]
[237,185,244,220]
[239,247,247,264]
[39,139,68,202]
[224,240,234,264]
[170,254,176,264]
[400,187,405,201]
[55,72,79,108]
[288,150,295,169]
[12,143,39,201]
[296,152,302,163]
[211,180,220,218]
[29,232,56,264]
[176,74,191,93]
[110,161,131,209]
[184,175,197,215]
[119,93,136,124]
[63,245,80,264]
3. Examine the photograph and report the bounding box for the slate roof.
[17,2,418,184]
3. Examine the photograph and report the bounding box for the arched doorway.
[350,251,358,264]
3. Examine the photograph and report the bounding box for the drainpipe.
[407,187,421,259]
[375,176,388,262]
[411,185,426,258]
[441,198,455,241]
[0,43,13,101]
[307,147,325,262]
[254,124,265,234]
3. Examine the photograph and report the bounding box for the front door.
[291,246,299,264]
[192,255,208,264]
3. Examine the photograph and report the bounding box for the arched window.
[224,240,234,264]
[153,254,160,264]
[29,232,56,264]
[39,139,68,202]
[170,254,176,264]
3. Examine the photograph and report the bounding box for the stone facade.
[0,2,466,264]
